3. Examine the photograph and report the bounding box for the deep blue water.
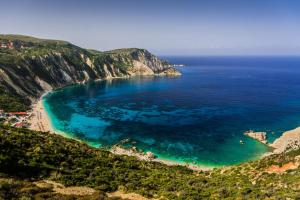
[43,56,300,167]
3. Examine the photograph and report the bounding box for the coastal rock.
[245,128,300,154]
[244,130,267,144]
[157,67,182,76]
[145,151,156,159]
[270,127,300,153]
[111,146,156,161]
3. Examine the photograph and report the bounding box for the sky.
[1,0,300,55]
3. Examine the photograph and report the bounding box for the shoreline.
[28,93,213,171]
[28,88,300,171]
[243,129,300,155]
[270,127,300,154]
[110,146,213,171]
[28,93,54,133]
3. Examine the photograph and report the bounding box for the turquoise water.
[43,56,300,167]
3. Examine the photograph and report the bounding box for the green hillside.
[0,126,299,199]
[0,35,299,200]
[0,88,30,112]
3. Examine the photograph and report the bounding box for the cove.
[43,56,300,167]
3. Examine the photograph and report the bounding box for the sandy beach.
[29,97,53,133]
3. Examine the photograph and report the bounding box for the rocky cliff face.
[0,35,180,101]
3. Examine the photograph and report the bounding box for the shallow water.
[43,56,300,167]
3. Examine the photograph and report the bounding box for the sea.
[43,56,300,167]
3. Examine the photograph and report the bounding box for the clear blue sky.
[1,0,300,55]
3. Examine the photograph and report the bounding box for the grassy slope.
[0,126,299,199]
[0,34,69,45]
[0,88,30,112]
[1,35,299,199]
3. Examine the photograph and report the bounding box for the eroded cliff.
[0,35,180,101]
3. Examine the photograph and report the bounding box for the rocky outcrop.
[270,127,300,153]
[244,130,267,144]
[0,35,181,101]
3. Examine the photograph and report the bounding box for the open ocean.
[43,56,300,167]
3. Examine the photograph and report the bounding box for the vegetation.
[0,88,29,112]
[0,34,299,199]
[0,176,110,200]
[0,125,299,199]
[105,48,147,55]
[0,34,69,44]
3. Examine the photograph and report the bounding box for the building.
[0,43,7,48]
[9,112,28,116]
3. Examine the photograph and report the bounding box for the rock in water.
[244,130,267,144]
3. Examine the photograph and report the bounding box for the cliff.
[0,35,180,102]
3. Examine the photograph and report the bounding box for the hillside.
[0,35,180,109]
[0,126,299,199]
[0,35,300,199]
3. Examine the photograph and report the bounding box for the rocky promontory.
[244,128,300,154]
[270,127,300,153]
[0,35,180,103]
[244,130,268,144]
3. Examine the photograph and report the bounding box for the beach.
[29,97,53,133]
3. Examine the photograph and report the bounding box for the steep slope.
[0,126,299,199]
[0,35,180,102]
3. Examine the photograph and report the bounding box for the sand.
[29,97,53,133]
